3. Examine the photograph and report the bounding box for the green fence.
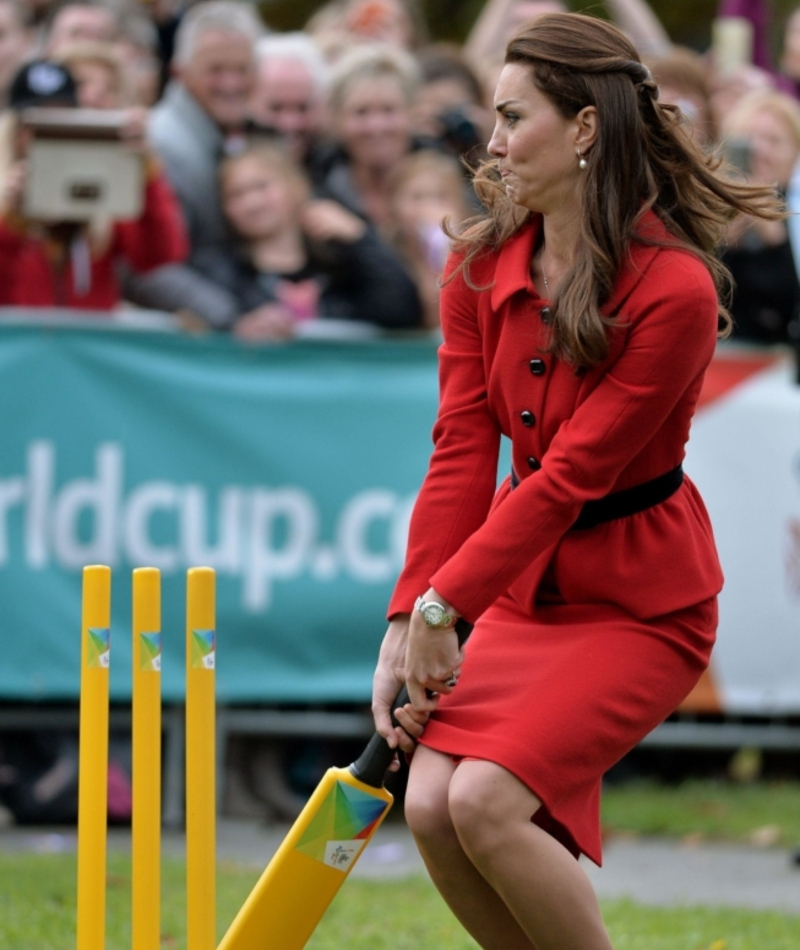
[0,321,453,703]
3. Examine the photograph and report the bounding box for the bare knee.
[404,752,457,845]
[448,761,541,862]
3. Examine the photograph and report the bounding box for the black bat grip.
[349,618,473,789]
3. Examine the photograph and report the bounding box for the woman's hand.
[726,211,787,249]
[372,615,428,759]
[302,199,367,244]
[3,161,26,214]
[120,107,150,155]
[234,303,295,341]
[405,588,464,712]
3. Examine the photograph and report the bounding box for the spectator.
[46,1,121,54]
[465,0,672,71]
[56,40,134,108]
[709,63,776,145]
[387,149,470,328]
[121,0,264,327]
[722,90,800,343]
[146,0,186,93]
[464,0,566,66]
[195,144,422,339]
[322,43,422,231]
[0,0,33,106]
[0,61,187,309]
[413,45,491,164]
[47,2,160,107]
[646,48,716,146]
[115,7,162,107]
[250,32,330,174]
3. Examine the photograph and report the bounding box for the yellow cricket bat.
[217,618,472,950]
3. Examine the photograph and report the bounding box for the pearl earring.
[578,152,588,170]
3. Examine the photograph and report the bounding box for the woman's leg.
[448,759,613,950]
[405,745,538,950]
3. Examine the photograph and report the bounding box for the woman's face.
[71,60,121,109]
[336,74,412,171]
[740,109,799,188]
[393,168,465,233]
[222,157,302,240]
[488,62,581,215]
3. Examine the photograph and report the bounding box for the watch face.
[422,602,447,626]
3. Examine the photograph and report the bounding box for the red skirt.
[418,591,717,866]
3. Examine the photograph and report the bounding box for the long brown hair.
[451,12,782,369]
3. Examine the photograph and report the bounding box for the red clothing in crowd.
[0,170,188,309]
[389,211,724,865]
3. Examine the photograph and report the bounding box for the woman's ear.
[574,105,599,154]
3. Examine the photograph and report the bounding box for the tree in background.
[257,0,800,59]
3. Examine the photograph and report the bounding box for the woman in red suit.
[371,13,780,950]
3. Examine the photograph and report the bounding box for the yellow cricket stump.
[186,567,216,950]
[132,567,162,950]
[76,565,112,950]
[76,566,217,950]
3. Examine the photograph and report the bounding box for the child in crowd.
[387,149,470,327]
[196,143,422,340]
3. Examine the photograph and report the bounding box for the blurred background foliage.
[258,0,800,55]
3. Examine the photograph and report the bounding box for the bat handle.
[349,618,473,789]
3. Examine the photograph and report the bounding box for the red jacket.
[0,171,188,309]
[389,211,725,623]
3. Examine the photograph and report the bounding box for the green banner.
[0,324,453,702]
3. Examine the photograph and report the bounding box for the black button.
[529,358,546,376]
[540,307,553,324]
[527,456,541,471]
[520,410,535,427]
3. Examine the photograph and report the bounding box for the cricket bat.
[216,618,472,950]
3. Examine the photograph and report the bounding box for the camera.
[20,108,144,222]
[437,106,483,157]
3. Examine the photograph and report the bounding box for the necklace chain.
[540,254,551,298]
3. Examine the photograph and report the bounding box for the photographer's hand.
[120,107,150,155]
[2,161,26,215]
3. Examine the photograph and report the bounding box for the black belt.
[509,464,684,531]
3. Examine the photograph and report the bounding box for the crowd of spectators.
[0,0,800,344]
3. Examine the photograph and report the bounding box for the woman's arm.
[305,199,424,329]
[464,0,521,65]
[387,253,502,616]
[604,0,672,57]
[327,229,424,329]
[114,165,189,273]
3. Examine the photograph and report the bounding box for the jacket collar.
[160,82,226,156]
[489,209,673,315]
[489,216,541,311]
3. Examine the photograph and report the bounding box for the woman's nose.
[487,126,505,158]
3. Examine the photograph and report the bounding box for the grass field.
[1,851,799,950]
[601,779,800,846]
[2,779,799,949]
